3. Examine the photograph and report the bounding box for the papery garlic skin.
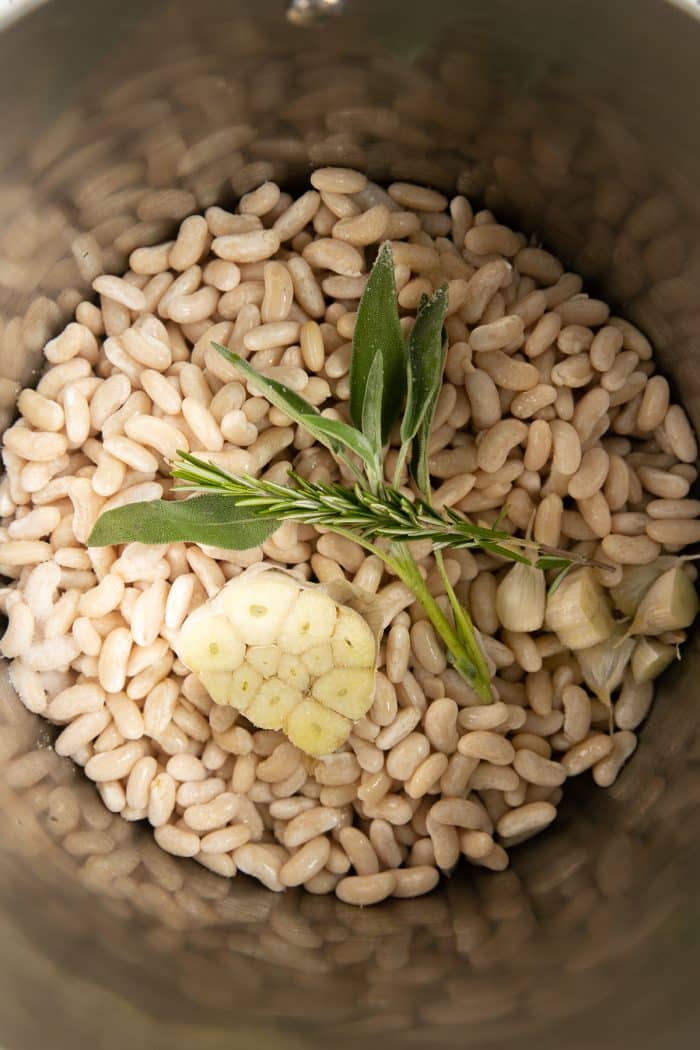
[577,626,635,705]
[176,565,377,756]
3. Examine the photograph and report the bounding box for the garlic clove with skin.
[631,637,677,683]
[610,557,679,617]
[496,561,546,633]
[628,566,699,637]
[576,624,635,707]
[545,568,615,651]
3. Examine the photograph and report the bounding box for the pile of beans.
[0,168,697,904]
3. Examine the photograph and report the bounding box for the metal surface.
[0,1,699,1047]
[286,0,345,27]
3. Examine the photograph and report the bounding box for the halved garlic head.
[176,566,377,756]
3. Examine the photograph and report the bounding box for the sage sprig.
[89,242,600,703]
[398,285,449,494]
[88,491,278,549]
[349,241,405,449]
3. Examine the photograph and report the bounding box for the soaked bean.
[561,734,614,775]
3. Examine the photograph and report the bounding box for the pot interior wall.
[0,1,699,1047]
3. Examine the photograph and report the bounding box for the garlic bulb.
[545,568,614,651]
[610,557,678,617]
[631,637,677,683]
[576,624,635,705]
[176,565,378,756]
[628,566,700,636]
[496,562,546,632]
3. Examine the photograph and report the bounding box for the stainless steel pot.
[1,1,699,1047]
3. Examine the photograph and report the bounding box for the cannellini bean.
[284,807,342,848]
[9,660,47,714]
[3,427,68,462]
[476,420,527,473]
[0,601,34,657]
[279,836,331,886]
[233,843,286,892]
[513,749,566,787]
[212,229,281,263]
[85,740,149,782]
[600,534,661,564]
[497,802,557,839]
[54,710,111,757]
[458,731,515,765]
[335,871,396,905]
[154,823,200,858]
[593,732,638,787]
[663,405,697,462]
[303,238,364,277]
[561,734,614,775]
[646,519,700,545]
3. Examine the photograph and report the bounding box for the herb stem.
[433,550,493,698]
[392,442,410,491]
[173,460,608,572]
[389,544,493,702]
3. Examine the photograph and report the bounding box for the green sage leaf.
[304,415,378,466]
[88,494,278,549]
[215,345,376,469]
[406,287,449,497]
[411,332,449,497]
[350,242,405,443]
[361,353,385,464]
[401,285,449,446]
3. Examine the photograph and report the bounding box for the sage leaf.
[215,345,376,470]
[304,415,378,467]
[405,286,449,496]
[350,242,405,443]
[401,285,449,446]
[411,329,448,497]
[361,353,385,463]
[88,494,278,549]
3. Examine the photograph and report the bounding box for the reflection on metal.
[667,0,700,22]
[0,0,699,1048]
[287,0,345,27]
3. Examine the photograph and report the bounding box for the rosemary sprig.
[172,454,599,572]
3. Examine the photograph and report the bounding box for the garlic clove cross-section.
[175,565,378,756]
[177,614,245,672]
[221,571,299,645]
